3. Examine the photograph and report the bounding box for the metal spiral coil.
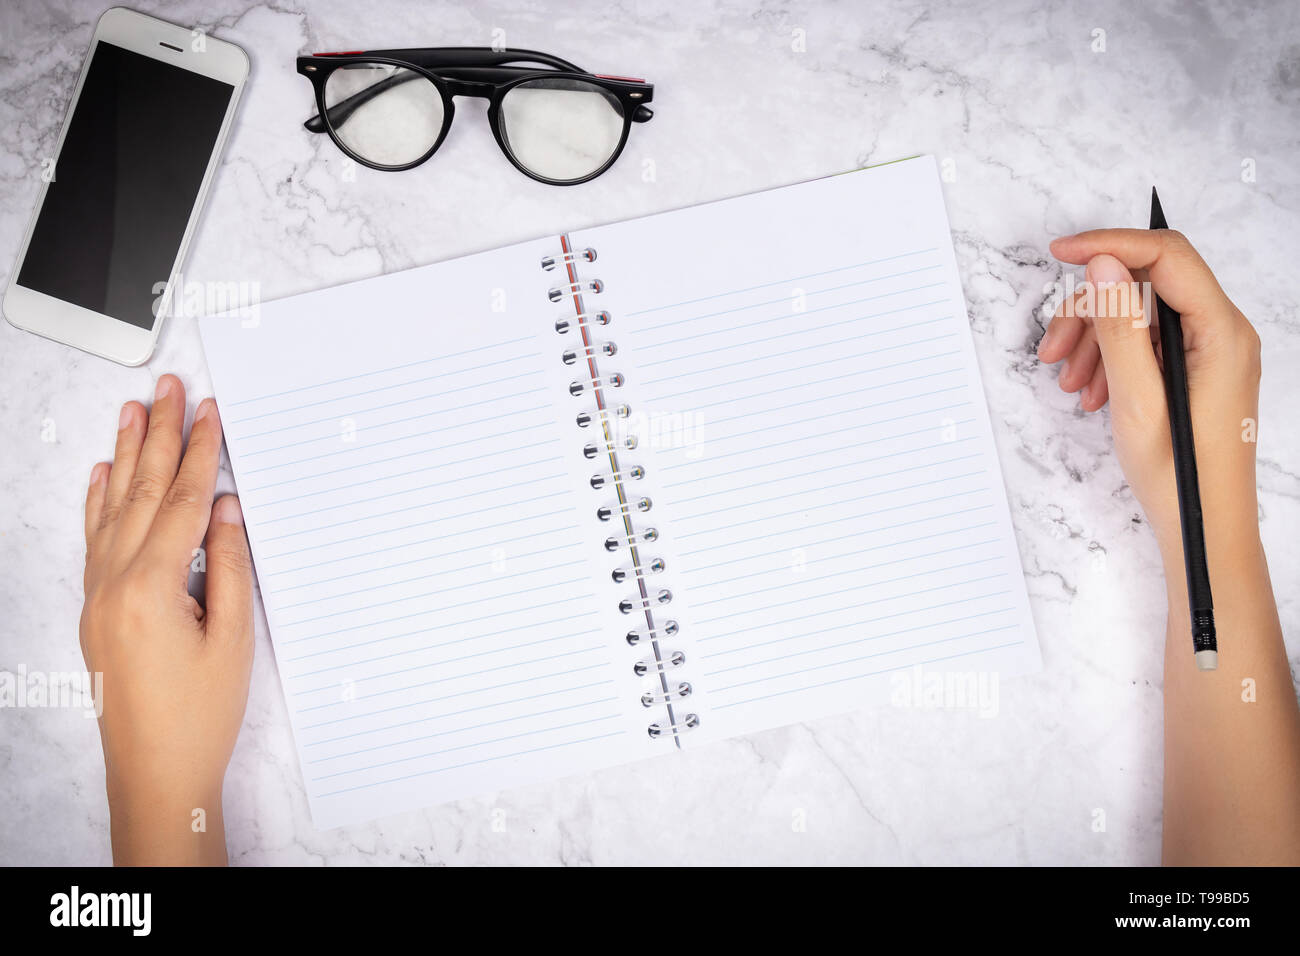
[544,239,698,743]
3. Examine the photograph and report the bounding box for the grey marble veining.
[0,0,1296,865]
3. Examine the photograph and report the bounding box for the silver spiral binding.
[555,311,610,334]
[540,247,596,271]
[586,436,636,458]
[549,278,603,302]
[545,237,699,745]
[647,713,700,739]
[605,528,657,550]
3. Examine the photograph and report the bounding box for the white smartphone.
[3,7,248,366]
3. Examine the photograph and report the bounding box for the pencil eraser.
[1195,650,1218,671]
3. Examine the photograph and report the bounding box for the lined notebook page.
[572,157,1040,742]
[200,238,656,828]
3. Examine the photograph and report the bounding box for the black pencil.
[1150,187,1217,670]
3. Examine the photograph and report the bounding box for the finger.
[84,462,110,551]
[1037,288,1088,363]
[145,398,223,570]
[1059,326,1101,394]
[115,374,187,552]
[1081,356,1110,412]
[100,401,146,534]
[1081,254,1164,417]
[1049,229,1232,324]
[202,496,254,646]
[1125,265,1160,343]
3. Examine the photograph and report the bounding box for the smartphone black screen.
[17,41,234,330]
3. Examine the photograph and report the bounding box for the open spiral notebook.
[200,156,1040,828]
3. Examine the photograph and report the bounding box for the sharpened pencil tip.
[1149,187,1168,230]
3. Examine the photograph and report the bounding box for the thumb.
[203,495,254,644]
[1084,254,1165,417]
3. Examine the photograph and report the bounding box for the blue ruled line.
[300,661,609,729]
[278,574,589,633]
[674,471,986,536]
[274,548,586,611]
[681,498,993,561]
[287,613,601,679]
[624,248,938,319]
[302,679,616,747]
[691,554,999,611]
[663,415,975,476]
[686,520,998,577]
[631,279,945,348]
[264,502,569,557]
[230,349,542,422]
[671,449,981,514]
[640,334,957,391]
[244,413,552,475]
[292,626,603,695]
[239,374,545,440]
[295,645,605,713]
[650,362,961,417]
[683,494,991,566]
[242,387,547,456]
[227,336,535,407]
[693,571,1006,629]
[710,636,1024,707]
[256,448,564,508]
[697,588,1012,647]
[260,481,567,539]
[283,593,597,660]
[693,538,1000,595]
[701,607,1015,666]
[687,397,971,456]
[313,713,622,780]
[698,384,968,434]
[637,302,949,370]
[643,348,958,405]
[306,694,622,763]
[273,534,581,589]
[315,729,625,797]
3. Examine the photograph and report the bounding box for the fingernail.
[118,403,133,430]
[1061,357,1071,381]
[1086,254,1129,284]
[196,398,216,423]
[215,496,243,526]
[1037,325,1055,355]
[90,462,109,486]
[155,376,174,401]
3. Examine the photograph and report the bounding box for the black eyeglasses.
[296,47,654,186]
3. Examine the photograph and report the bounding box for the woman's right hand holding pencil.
[1037,228,1300,865]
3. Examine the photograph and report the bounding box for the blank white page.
[569,157,1041,743]
[200,237,658,828]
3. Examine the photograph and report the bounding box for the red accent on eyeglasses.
[312,50,366,56]
[594,73,645,83]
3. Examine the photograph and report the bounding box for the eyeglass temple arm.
[367,47,587,72]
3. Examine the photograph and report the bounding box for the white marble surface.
[1,0,1297,865]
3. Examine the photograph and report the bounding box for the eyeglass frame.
[296,47,655,186]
